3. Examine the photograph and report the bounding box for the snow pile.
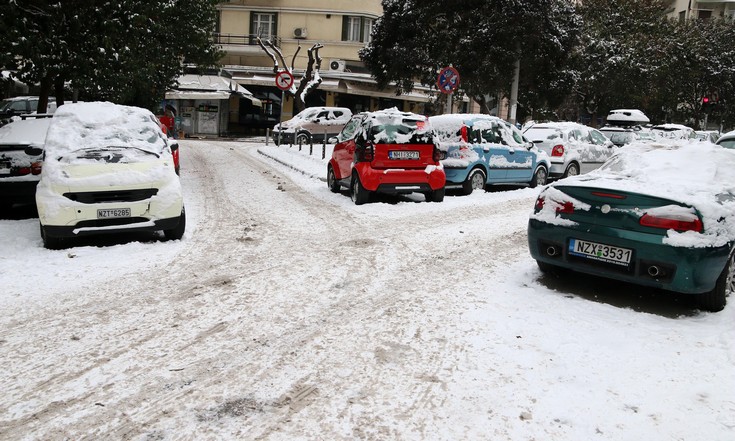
[364,108,432,144]
[0,117,51,146]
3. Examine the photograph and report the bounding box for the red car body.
[327,109,446,204]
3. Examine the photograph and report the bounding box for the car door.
[502,123,535,181]
[332,116,362,179]
[583,129,615,173]
[471,122,506,181]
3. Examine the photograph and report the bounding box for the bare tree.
[257,38,324,112]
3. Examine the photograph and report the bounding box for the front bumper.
[527,218,730,294]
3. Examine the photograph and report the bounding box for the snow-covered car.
[36,102,185,249]
[523,122,617,179]
[716,130,735,149]
[599,126,656,147]
[528,141,735,312]
[430,113,550,194]
[694,130,720,143]
[0,115,51,210]
[272,106,352,145]
[327,108,445,204]
[650,124,695,141]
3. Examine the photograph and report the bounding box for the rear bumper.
[527,218,730,294]
[43,215,182,238]
[356,164,446,192]
[0,180,39,203]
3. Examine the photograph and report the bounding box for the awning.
[344,81,434,103]
[166,74,262,106]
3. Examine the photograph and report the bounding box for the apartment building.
[667,0,735,20]
[215,0,437,133]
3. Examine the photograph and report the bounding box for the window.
[698,10,712,20]
[679,11,686,22]
[251,12,277,39]
[342,16,374,42]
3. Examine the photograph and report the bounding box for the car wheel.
[530,165,548,188]
[462,168,486,195]
[296,133,310,145]
[698,249,734,312]
[164,206,186,241]
[425,187,445,203]
[327,165,340,193]
[40,222,67,250]
[350,173,370,205]
[563,163,579,178]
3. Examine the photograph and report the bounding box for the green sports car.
[528,141,735,312]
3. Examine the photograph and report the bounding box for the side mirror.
[328,137,338,144]
[24,146,44,157]
[526,141,534,150]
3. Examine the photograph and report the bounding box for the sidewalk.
[257,141,334,182]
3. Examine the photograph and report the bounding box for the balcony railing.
[213,33,281,47]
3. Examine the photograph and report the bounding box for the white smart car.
[523,122,616,179]
[36,102,185,249]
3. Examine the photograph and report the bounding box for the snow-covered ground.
[0,139,733,440]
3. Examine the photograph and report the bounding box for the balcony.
[214,33,282,55]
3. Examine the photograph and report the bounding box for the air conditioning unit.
[293,27,307,39]
[329,59,346,72]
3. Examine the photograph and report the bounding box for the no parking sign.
[436,66,460,94]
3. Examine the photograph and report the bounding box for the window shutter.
[342,16,348,41]
[359,17,365,42]
[273,13,278,39]
[249,12,256,37]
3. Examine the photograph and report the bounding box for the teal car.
[528,142,735,312]
[430,114,550,194]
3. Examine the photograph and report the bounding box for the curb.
[257,148,327,182]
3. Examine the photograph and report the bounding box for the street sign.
[275,70,294,91]
[436,66,460,94]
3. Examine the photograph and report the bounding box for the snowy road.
[0,140,733,440]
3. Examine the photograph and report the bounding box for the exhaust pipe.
[648,265,661,277]
[546,246,559,257]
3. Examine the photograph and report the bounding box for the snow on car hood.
[553,141,735,247]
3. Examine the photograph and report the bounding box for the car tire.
[40,222,67,250]
[425,187,445,203]
[327,165,340,193]
[530,165,548,188]
[164,206,186,241]
[563,162,580,178]
[698,249,734,312]
[462,168,486,195]
[350,173,370,205]
[296,133,310,145]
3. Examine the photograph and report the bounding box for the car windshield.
[59,146,160,164]
[602,131,634,145]
[0,100,12,112]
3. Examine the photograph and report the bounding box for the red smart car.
[327,108,446,205]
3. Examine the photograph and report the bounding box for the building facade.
[667,0,735,20]
[216,0,448,134]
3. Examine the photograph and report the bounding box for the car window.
[718,139,735,149]
[316,111,329,120]
[339,117,362,141]
[9,101,26,111]
[509,124,525,145]
[331,111,343,120]
[589,129,608,145]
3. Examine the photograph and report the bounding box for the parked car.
[429,114,550,194]
[605,109,650,126]
[716,130,735,149]
[650,124,695,140]
[599,126,656,147]
[528,141,735,312]
[0,115,52,210]
[694,130,720,143]
[36,102,185,249]
[272,106,352,145]
[327,108,446,205]
[523,122,617,179]
[0,96,56,126]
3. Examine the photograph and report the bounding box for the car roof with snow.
[0,117,51,146]
[606,109,650,124]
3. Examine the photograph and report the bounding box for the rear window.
[368,119,433,144]
[525,127,562,142]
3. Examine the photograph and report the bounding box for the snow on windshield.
[366,108,432,144]
[45,101,167,161]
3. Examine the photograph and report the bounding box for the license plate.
[569,239,632,266]
[97,208,131,219]
[388,150,419,160]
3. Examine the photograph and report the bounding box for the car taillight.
[31,161,42,175]
[639,213,703,233]
[551,145,565,157]
[534,196,574,213]
[17,167,31,176]
[433,146,441,162]
[461,126,468,142]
